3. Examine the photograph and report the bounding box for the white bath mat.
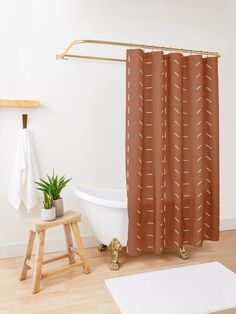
[105,262,236,314]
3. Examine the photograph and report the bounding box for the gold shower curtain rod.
[56,39,220,62]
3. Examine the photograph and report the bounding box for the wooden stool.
[19,210,91,293]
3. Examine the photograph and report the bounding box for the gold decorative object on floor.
[98,244,107,252]
[179,247,190,260]
[19,210,91,294]
[108,238,123,270]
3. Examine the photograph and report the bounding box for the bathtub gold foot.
[108,238,123,270]
[179,247,189,260]
[98,244,107,252]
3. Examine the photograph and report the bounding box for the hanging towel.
[8,129,39,212]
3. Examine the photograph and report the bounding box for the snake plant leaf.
[43,192,53,209]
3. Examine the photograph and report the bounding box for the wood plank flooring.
[0,230,236,314]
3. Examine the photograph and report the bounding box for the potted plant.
[35,171,71,218]
[41,192,56,221]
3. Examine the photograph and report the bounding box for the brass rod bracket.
[56,54,67,60]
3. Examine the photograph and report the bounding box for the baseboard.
[0,235,99,259]
[220,218,236,231]
[1,219,235,259]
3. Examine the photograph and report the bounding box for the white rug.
[105,262,236,314]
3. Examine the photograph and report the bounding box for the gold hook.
[22,114,28,129]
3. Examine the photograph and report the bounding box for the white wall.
[0,0,235,258]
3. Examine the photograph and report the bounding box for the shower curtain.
[126,49,219,256]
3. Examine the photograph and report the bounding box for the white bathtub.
[72,186,128,247]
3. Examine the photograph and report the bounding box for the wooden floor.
[1,230,236,314]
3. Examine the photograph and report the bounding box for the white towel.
[8,129,39,212]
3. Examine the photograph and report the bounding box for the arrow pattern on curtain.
[126,49,219,256]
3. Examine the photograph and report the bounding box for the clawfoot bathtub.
[72,186,128,270]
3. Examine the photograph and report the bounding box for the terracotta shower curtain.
[126,49,219,256]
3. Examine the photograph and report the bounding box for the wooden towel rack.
[0,99,40,108]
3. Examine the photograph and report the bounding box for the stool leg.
[64,224,76,264]
[32,230,45,294]
[71,222,91,274]
[19,230,36,281]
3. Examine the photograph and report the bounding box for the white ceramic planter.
[53,198,64,218]
[41,207,56,221]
